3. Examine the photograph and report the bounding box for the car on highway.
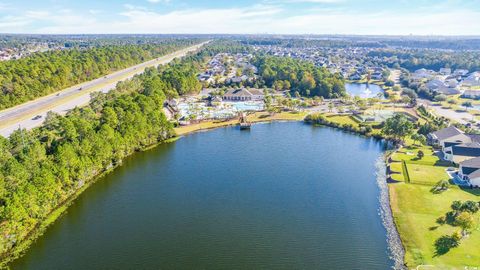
[32,115,42,120]
[78,87,83,91]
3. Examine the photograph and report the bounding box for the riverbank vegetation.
[0,39,200,110]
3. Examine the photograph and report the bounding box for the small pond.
[345,83,385,99]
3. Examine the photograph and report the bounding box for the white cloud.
[1,3,479,35]
[146,0,171,3]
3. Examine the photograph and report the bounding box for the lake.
[11,122,393,269]
[346,83,385,99]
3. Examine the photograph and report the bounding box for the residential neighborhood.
[197,52,258,87]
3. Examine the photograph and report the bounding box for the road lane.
[0,42,207,137]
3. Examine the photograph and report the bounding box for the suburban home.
[428,126,466,147]
[412,68,435,80]
[371,72,383,80]
[223,88,264,101]
[428,126,480,163]
[439,68,452,75]
[349,73,362,80]
[462,72,480,87]
[454,69,469,77]
[426,79,460,95]
[448,142,480,163]
[458,157,480,187]
[462,90,480,100]
[434,86,461,96]
[445,78,458,88]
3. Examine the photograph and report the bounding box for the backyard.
[389,144,480,268]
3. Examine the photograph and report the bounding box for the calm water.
[346,83,385,99]
[12,122,393,269]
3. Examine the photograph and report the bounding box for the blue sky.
[0,0,479,35]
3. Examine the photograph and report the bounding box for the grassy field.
[325,114,360,127]
[389,144,480,269]
[406,164,450,185]
[390,184,480,268]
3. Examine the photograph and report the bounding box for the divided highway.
[0,42,207,137]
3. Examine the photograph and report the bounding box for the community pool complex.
[177,100,264,120]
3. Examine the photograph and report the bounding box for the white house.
[223,88,264,101]
[458,157,480,187]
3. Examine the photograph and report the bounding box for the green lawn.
[390,184,480,268]
[392,146,438,165]
[406,164,450,185]
[389,143,480,268]
[326,115,360,127]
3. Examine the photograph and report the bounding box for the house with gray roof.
[428,126,480,162]
[449,142,480,163]
[458,157,480,187]
[462,90,480,100]
[427,126,465,147]
[223,88,264,101]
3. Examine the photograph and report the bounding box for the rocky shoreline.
[376,157,406,270]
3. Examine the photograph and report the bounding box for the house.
[426,79,460,95]
[428,126,480,163]
[427,126,465,147]
[462,72,480,87]
[462,90,480,100]
[371,72,383,80]
[426,79,445,91]
[434,86,461,96]
[223,88,264,101]
[448,142,480,163]
[445,78,459,88]
[349,73,362,80]
[458,157,480,187]
[412,68,434,80]
[454,69,469,77]
[439,68,452,75]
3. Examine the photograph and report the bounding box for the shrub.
[461,201,480,213]
[436,216,446,225]
[451,201,463,211]
[431,180,450,194]
[434,94,447,102]
[435,234,460,255]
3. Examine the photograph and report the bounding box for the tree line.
[0,40,200,110]
[368,49,480,72]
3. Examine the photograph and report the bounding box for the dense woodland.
[0,46,207,261]
[253,56,346,98]
[368,49,480,72]
[0,39,199,109]
[241,36,480,50]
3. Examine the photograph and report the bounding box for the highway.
[0,42,207,137]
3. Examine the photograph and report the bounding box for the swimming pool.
[177,101,264,120]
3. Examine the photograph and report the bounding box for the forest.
[0,46,206,263]
[367,49,480,72]
[0,39,199,110]
[253,56,346,98]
